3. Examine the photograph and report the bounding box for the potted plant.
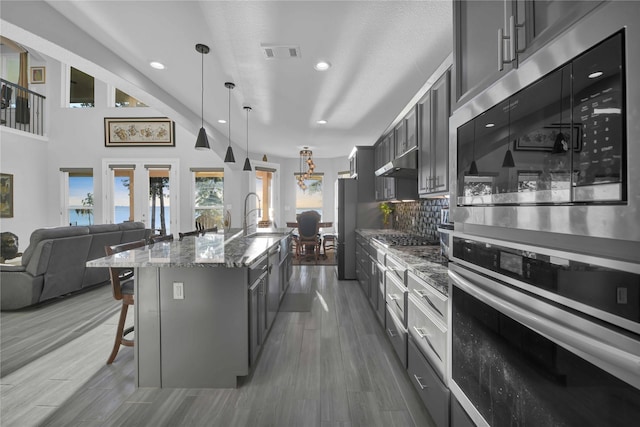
[379,202,394,228]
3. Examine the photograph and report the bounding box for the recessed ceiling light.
[150,61,165,70]
[218,119,227,124]
[485,123,495,128]
[314,61,331,71]
[588,71,603,79]
[317,120,327,124]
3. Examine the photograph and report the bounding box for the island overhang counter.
[87,228,292,388]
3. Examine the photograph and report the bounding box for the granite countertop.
[87,228,291,269]
[357,229,449,296]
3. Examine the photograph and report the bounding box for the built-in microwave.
[457,31,624,206]
[449,2,640,248]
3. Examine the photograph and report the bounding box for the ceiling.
[8,1,453,159]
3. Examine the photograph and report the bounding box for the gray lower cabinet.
[385,305,407,368]
[407,336,450,427]
[267,246,280,329]
[249,272,267,367]
[451,395,475,427]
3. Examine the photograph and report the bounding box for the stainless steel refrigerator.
[335,178,358,279]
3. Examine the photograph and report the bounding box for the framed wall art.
[0,173,14,218]
[30,66,46,84]
[515,125,582,152]
[104,117,175,147]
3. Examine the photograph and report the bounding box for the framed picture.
[0,173,14,218]
[104,117,175,147]
[515,125,582,152]
[30,66,46,84]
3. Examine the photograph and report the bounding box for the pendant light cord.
[246,108,249,153]
[228,86,231,146]
[200,52,204,128]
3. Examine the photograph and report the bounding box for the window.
[70,67,94,107]
[147,166,171,235]
[295,173,323,218]
[256,168,274,224]
[61,168,94,226]
[193,169,224,229]
[115,88,147,107]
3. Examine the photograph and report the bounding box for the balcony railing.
[1,78,46,136]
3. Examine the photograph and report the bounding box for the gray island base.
[87,228,292,388]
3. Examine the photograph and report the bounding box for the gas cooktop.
[372,234,438,247]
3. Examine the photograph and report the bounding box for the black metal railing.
[1,78,46,136]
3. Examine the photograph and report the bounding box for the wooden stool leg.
[107,302,129,364]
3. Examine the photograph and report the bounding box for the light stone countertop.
[357,229,449,296]
[86,228,291,269]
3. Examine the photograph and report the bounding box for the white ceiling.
[9,1,453,159]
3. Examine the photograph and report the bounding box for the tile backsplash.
[392,198,449,241]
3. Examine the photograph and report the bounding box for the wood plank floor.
[0,266,437,427]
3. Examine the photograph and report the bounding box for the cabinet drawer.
[386,271,407,327]
[408,270,448,324]
[385,305,407,368]
[408,336,449,427]
[407,294,447,380]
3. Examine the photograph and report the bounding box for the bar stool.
[105,239,146,364]
[323,233,336,258]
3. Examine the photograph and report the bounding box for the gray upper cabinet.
[514,0,604,64]
[419,69,450,196]
[394,120,406,158]
[454,0,604,111]
[405,106,418,154]
[418,91,432,195]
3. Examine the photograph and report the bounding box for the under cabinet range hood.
[375,147,418,179]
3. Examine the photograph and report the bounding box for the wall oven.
[449,234,640,427]
[449,2,640,250]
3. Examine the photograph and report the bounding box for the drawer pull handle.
[413,326,443,362]
[387,328,397,338]
[415,290,444,317]
[413,326,428,340]
[413,374,428,390]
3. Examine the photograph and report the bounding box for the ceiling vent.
[261,44,301,59]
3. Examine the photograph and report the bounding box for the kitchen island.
[87,228,292,389]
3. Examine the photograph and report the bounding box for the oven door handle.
[449,266,640,389]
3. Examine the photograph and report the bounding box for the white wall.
[0,54,350,250]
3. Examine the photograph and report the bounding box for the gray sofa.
[0,222,150,310]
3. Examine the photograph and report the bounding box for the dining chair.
[297,211,321,262]
[105,239,147,364]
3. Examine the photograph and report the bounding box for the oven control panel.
[452,236,640,331]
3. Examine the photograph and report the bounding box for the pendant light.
[469,121,479,175]
[243,106,252,171]
[502,100,515,168]
[552,68,568,154]
[194,43,210,150]
[223,82,236,163]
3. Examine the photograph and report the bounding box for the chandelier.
[297,147,315,190]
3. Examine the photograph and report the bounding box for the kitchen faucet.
[243,192,261,236]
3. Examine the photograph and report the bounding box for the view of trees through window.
[68,172,94,225]
[295,174,323,218]
[70,67,94,108]
[115,88,147,107]
[194,171,224,229]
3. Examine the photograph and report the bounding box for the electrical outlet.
[173,282,184,300]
